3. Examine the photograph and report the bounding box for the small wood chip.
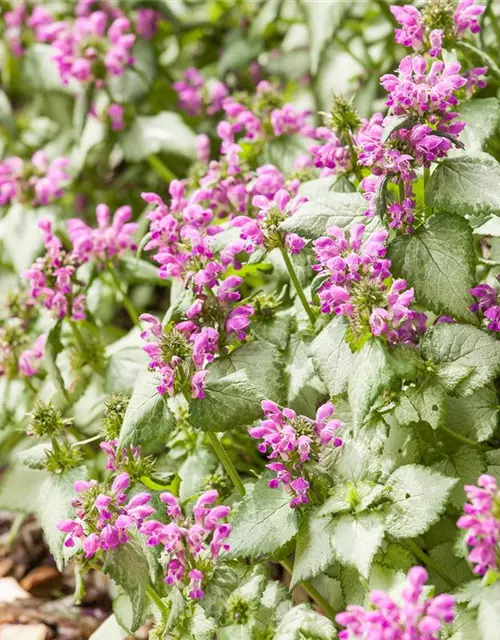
[20,567,62,597]
[0,624,49,640]
[0,578,30,603]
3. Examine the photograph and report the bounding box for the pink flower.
[18,335,46,378]
[337,566,455,639]
[454,0,486,36]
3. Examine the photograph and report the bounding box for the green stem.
[423,166,430,207]
[146,584,170,617]
[279,242,316,327]
[486,0,500,49]
[347,134,363,183]
[399,179,405,203]
[438,423,486,448]
[281,558,337,621]
[207,432,245,497]
[147,154,177,183]
[106,261,140,326]
[4,513,24,549]
[406,539,457,588]
[69,319,87,352]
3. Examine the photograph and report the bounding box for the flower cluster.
[139,490,231,600]
[173,68,228,116]
[470,280,500,332]
[391,0,486,57]
[249,400,344,507]
[336,566,455,639]
[68,204,137,264]
[0,152,70,207]
[57,473,154,558]
[313,224,425,345]
[457,474,500,576]
[24,220,86,321]
[1,1,56,56]
[51,11,136,86]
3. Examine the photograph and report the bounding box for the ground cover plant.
[1,0,500,638]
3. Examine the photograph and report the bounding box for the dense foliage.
[1,0,500,638]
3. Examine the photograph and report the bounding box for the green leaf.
[426,153,500,219]
[286,335,326,418]
[120,112,196,162]
[381,115,414,144]
[0,464,44,514]
[251,313,292,351]
[389,213,477,323]
[311,317,353,397]
[178,448,217,502]
[189,604,217,639]
[395,379,446,430]
[384,464,456,539]
[298,175,355,199]
[228,476,298,558]
[0,89,15,135]
[428,541,474,593]
[301,0,348,75]
[348,340,420,431]
[458,98,500,153]
[280,192,379,239]
[445,385,499,442]
[421,324,500,396]
[88,615,128,640]
[208,340,286,404]
[119,371,176,447]
[103,541,150,633]
[38,467,87,570]
[274,603,337,640]
[108,40,156,103]
[17,443,51,470]
[478,583,500,640]
[44,321,69,403]
[0,204,54,273]
[190,370,264,432]
[331,512,385,578]
[291,509,337,587]
[432,446,485,510]
[447,606,480,640]
[105,330,149,394]
[120,256,165,285]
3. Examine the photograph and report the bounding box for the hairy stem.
[281,558,338,621]
[405,539,457,588]
[147,154,177,182]
[279,242,316,327]
[106,261,140,326]
[207,432,246,496]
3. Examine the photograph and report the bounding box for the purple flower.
[68,204,137,263]
[458,474,500,575]
[18,335,46,378]
[454,0,486,36]
[336,566,455,639]
[138,490,230,600]
[108,103,125,130]
[249,401,344,508]
[390,5,425,50]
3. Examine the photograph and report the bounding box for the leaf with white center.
[458,98,500,153]
[447,606,481,640]
[385,464,456,538]
[395,379,447,430]
[478,583,500,640]
[291,509,337,586]
[421,324,500,396]
[108,40,156,103]
[286,335,326,418]
[103,541,150,633]
[228,476,298,558]
[105,330,149,394]
[17,443,51,470]
[179,448,217,502]
[208,340,286,405]
[311,317,352,396]
[445,385,499,442]
[298,175,355,199]
[190,370,264,432]
[0,464,45,514]
[38,467,87,570]
[281,192,379,239]
[120,111,196,162]
[331,512,385,578]
[119,371,176,447]
[433,446,485,510]
[348,340,418,432]
[274,604,337,640]
[389,213,477,323]
[426,153,500,218]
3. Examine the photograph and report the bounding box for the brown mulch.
[0,513,132,640]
